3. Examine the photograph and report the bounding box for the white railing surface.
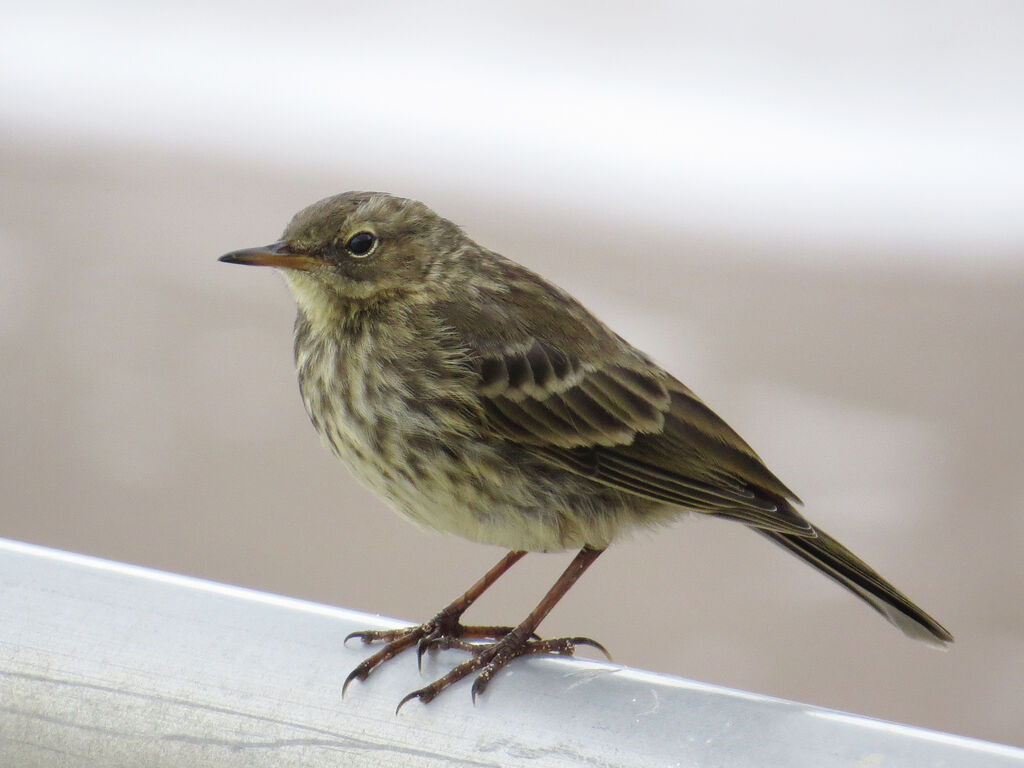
[1,537,1021,768]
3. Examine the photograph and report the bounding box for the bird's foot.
[342,606,526,696]
[395,629,609,712]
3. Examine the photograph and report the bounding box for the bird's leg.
[343,549,527,695]
[397,546,607,711]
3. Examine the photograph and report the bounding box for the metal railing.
[1,537,1021,767]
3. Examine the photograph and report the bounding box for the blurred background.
[2,0,1023,749]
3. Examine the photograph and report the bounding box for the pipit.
[220,192,952,710]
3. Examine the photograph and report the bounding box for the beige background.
[2,136,1022,748]
[3,0,1024,751]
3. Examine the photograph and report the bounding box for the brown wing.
[432,264,809,535]
[475,337,810,534]
[430,254,954,646]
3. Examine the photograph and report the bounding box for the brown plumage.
[220,191,952,709]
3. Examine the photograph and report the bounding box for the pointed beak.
[218,241,322,271]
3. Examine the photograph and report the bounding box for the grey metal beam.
[1,538,1020,767]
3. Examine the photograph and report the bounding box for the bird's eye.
[345,231,377,258]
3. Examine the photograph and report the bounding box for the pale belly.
[313,409,591,552]
[294,319,670,552]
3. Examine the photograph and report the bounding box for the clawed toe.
[413,626,539,665]
[344,626,416,646]
[396,630,611,710]
[395,684,440,714]
[341,548,606,710]
[341,628,423,697]
[345,621,609,708]
[342,617,516,693]
[534,635,611,660]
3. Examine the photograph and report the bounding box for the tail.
[756,525,953,647]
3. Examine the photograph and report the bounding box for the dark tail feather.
[756,526,953,647]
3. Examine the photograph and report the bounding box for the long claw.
[416,635,432,671]
[395,687,435,714]
[342,666,366,698]
[343,630,368,646]
[341,620,527,695]
[351,547,604,709]
[395,690,419,714]
[347,624,612,707]
[344,626,416,646]
[470,668,493,704]
[341,629,424,697]
[572,636,612,660]
[393,629,610,707]
[339,550,532,703]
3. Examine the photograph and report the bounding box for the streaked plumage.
[220,191,952,707]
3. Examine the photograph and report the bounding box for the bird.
[219,191,953,710]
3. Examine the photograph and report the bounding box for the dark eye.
[345,231,377,258]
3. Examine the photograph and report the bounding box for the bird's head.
[220,191,466,326]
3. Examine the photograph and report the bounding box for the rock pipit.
[220,191,952,710]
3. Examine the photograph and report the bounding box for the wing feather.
[432,271,807,534]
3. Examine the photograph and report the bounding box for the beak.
[218,241,322,271]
